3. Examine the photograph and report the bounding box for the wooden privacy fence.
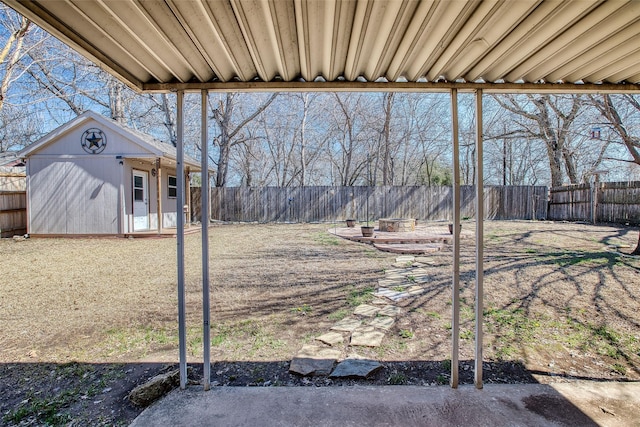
[191,185,548,223]
[549,181,640,225]
[0,191,27,237]
[0,167,26,191]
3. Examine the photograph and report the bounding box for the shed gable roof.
[19,111,202,169]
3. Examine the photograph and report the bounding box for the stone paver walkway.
[289,254,432,378]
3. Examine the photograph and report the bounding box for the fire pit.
[378,218,415,232]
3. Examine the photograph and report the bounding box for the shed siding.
[28,159,67,234]
[28,157,119,234]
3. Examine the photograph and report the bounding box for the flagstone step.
[329,358,382,378]
[330,318,362,332]
[316,331,345,346]
[350,327,386,347]
[373,243,442,255]
[289,345,342,376]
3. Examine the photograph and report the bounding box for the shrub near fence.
[193,185,548,223]
[0,191,27,237]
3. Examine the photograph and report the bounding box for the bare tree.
[141,93,178,145]
[0,8,35,153]
[0,9,30,115]
[209,93,278,187]
[295,92,324,186]
[493,94,585,187]
[231,128,271,187]
[458,94,477,185]
[327,93,378,186]
[262,108,298,186]
[483,98,551,186]
[22,32,147,126]
[589,94,640,254]
[589,94,640,166]
[393,93,450,185]
[380,92,394,185]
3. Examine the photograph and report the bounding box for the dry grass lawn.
[1,220,640,425]
[1,224,391,364]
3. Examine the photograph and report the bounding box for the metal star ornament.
[81,128,107,154]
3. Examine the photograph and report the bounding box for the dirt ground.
[1,221,639,426]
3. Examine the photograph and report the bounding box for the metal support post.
[474,89,484,389]
[176,90,187,389]
[201,90,211,390]
[450,88,461,388]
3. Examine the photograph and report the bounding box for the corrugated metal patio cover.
[5,0,640,92]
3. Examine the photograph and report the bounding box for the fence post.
[591,181,596,224]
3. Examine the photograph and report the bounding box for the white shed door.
[133,170,149,231]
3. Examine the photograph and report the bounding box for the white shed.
[19,111,202,236]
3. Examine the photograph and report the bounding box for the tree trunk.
[161,94,177,146]
[299,94,310,186]
[545,141,564,187]
[109,81,125,123]
[216,137,230,187]
[562,147,579,184]
[0,16,30,113]
[633,230,640,255]
[382,93,394,185]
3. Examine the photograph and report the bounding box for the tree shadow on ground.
[374,224,640,382]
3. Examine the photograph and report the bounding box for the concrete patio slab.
[129,381,640,427]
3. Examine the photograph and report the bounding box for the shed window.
[133,176,144,201]
[168,175,177,198]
